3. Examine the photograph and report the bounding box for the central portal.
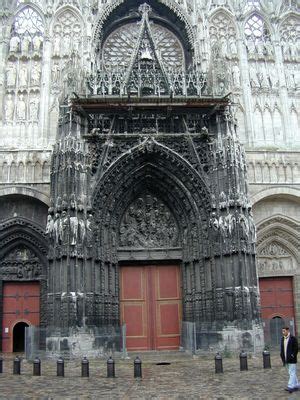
[120,264,181,351]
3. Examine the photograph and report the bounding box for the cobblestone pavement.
[0,352,299,399]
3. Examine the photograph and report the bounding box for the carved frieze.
[0,245,42,279]
[119,193,179,248]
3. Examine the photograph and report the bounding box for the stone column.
[236,37,255,147]
[40,36,53,147]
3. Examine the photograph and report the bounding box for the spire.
[125,3,170,96]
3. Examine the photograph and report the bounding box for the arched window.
[209,12,238,59]
[245,14,273,58]
[279,16,299,62]
[13,7,44,36]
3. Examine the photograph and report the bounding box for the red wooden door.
[259,277,295,320]
[2,282,40,352]
[120,265,181,351]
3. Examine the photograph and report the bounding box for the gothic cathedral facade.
[0,0,299,355]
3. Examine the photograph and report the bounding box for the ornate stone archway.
[0,217,48,352]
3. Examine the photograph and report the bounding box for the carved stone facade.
[0,0,299,354]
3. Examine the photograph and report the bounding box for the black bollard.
[239,350,248,371]
[263,350,271,369]
[215,352,223,373]
[107,356,115,378]
[134,356,142,378]
[0,357,3,373]
[13,356,21,375]
[81,357,89,377]
[33,357,41,376]
[57,357,64,377]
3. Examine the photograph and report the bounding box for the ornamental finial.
[138,3,152,17]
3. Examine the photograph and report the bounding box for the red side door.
[2,282,40,352]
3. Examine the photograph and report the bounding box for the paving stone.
[0,353,299,399]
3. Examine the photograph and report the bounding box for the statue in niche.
[16,94,26,120]
[264,38,273,56]
[258,64,268,88]
[249,65,258,87]
[248,210,256,242]
[70,215,78,245]
[85,214,94,246]
[6,62,16,86]
[31,62,41,86]
[290,40,297,60]
[60,210,69,243]
[239,213,249,240]
[232,62,240,87]
[268,66,279,88]
[51,62,60,83]
[53,34,61,57]
[21,35,31,55]
[19,64,28,87]
[33,34,43,53]
[5,94,14,121]
[29,94,39,121]
[209,212,219,234]
[9,35,20,52]
[46,214,55,240]
[256,40,264,58]
[228,37,238,57]
[282,39,290,60]
[246,38,256,56]
[219,36,227,58]
[53,213,61,244]
[62,35,71,57]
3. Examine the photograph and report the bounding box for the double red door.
[259,277,295,320]
[120,264,181,351]
[2,282,40,352]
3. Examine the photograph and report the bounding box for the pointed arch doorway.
[120,263,182,351]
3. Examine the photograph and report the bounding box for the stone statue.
[53,213,61,244]
[29,94,39,121]
[16,94,26,120]
[62,35,71,57]
[249,65,258,87]
[86,214,94,246]
[79,215,87,244]
[268,66,279,88]
[70,216,78,245]
[53,34,61,57]
[19,63,28,87]
[21,35,31,55]
[60,211,69,243]
[246,38,256,56]
[232,63,240,87]
[33,34,43,53]
[6,62,16,87]
[31,62,41,86]
[228,37,238,57]
[5,94,14,121]
[46,214,55,239]
[9,35,20,52]
[258,64,269,88]
[264,38,273,56]
[52,62,60,82]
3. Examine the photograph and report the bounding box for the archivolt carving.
[0,217,48,259]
